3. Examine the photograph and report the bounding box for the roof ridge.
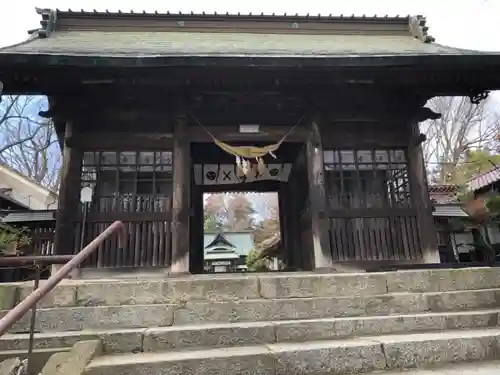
[12,7,437,47]
[54,8,412,20]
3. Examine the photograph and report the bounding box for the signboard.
[239,124,260,133]
[80,186,93,203]
[193,163,292,185]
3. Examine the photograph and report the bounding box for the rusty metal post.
[0,221,125,337]
[26,262,41,375]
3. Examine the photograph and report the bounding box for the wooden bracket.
[414,107,441,123]
[469,90,490,105]
[411,133,427,146]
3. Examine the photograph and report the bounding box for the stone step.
[5,267,500,309]
[376,360,500,375]
[0,347,70,375]
[2,310,498,354]
[5,288,500,333]
[83,328,500,375]
[0,358,21,375]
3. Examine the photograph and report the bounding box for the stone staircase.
[2,268,500,374]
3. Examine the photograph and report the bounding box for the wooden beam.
[1,65,499,97]
[69,125,309,148]
[67,133,174,150]
[306,115,333,270]
[188,125,308,142]
[170,106,191,274]
[54,121,83,256]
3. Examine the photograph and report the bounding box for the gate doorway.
[189,142,311,274]
[202,191,282,273]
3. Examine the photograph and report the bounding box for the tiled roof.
[0,8,481,59]
[1,32,468,58]
[429,184,459,204]
[204,232,236,249]
[468,166,500,192]
[204,232,254,257]
[0,191,29,210]
[432,204,469,218]
[428,185,458,194]
[1,210,56,223]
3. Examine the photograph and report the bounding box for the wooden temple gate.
[4,9,497,273]
[65,111,434,273]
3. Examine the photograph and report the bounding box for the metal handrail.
[0,255,74,267]
[0,220,126,336]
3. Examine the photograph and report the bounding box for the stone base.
[50,264,81,279]
[314,265,366,274]
[77,267,165,280]
[165,270,191,277]
[422,247,441,264]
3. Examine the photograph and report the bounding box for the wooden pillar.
[190,184,205,274]
[305,115,334,270]
[54,121,83,256]
[286,183,302,270]
[170,108,191,274]
[278,185,291,269]
[409,123,440,263]
[289,146,311,271]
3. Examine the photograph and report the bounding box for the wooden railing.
[76,195,172,268]
[76,219,171,268]
[328,210,421,261]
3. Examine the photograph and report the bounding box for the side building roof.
[468,165,500,193]
[0,9,499,68]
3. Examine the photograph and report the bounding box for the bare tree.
[204,192,256,231]
[252,193,280,247]
[421,95,500,184]
[0,95,61,190]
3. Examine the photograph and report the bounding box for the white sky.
[1,0,500,51]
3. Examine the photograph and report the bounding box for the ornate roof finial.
[409,15,435,43]
[469,90,490,105]
[35,8,57,38]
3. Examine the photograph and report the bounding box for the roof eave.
[1,52,500,69]
[0,193,30,210]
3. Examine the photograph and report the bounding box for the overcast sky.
[1,0,499,51]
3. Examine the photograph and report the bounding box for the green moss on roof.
[0,31,477,58]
